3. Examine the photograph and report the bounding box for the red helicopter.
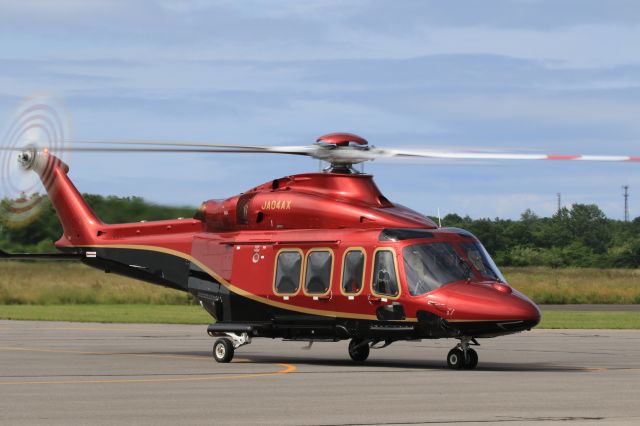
[1,101,638,369]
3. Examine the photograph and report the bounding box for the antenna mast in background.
[623,185,630,222]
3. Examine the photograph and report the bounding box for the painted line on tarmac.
[0,363,296,386]
[0,323,198,333]
[39,326,196,333]
[0,345,213,361]
[0,346,296,386]
[0,345,257,363]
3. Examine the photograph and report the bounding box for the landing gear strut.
[447,337,479,370]
[212,332,251,363]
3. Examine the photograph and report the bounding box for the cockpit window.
[372,250,399,297]
[459,242,506,283]
[403,243,469,296]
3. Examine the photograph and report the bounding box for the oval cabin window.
[304,250,333,295]
[342,249,365,294]
[274,250,302,295]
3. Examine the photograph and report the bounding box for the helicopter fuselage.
[37,154,539,344]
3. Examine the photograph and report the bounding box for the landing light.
[492,283,512,294]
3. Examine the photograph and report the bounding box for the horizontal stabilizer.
[0,249,82,261]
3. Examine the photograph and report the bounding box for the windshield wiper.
[455,255,473,281]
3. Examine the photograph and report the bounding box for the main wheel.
[348,338,370,362]
[464,348,478,369]
[447,348,465,369]
[213,338,234,363]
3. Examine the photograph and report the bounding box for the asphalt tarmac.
[1,320,639,426]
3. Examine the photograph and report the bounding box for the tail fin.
[21,149,101,247]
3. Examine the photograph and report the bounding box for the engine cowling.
[196,172,437,232]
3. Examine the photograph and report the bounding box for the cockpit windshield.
[403,243,469,296]
[459,242,506,283]
[403,240,506,296]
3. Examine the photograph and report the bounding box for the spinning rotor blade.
[0,140,314,156]
[2,138,639,164]
[1,95,72,228]
[0,146,311,155]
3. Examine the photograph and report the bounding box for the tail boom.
[21,149,203,252]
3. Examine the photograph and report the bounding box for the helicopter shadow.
[160,350,590,373]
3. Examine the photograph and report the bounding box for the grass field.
[2,262,639,305]
[0,304,638,328]
[0,262,192,305]
[502,267,640,304]
[0,304,210,324]
[1,262,639,328]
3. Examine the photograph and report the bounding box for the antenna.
[557,193,561,213]
[623,185,629,222]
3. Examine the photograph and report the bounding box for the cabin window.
[342,249,365,294]
[304,250,333,295]
[274,250,302,295]
[372,249,399,297]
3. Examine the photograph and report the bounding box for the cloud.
[1,1,640,218]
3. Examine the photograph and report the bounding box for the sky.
[1,0,640,220]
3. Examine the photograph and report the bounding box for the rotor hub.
[316,132,368,147]
[17,146,38,170]
[314,132,373,173]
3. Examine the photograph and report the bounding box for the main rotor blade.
[0,145,313,156]
[76,140,635,163]
[2,140,639,163]
[66,139,270,150]
[370,148,640,163]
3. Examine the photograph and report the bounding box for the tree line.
[439,205,640,268]
[1,194,639,268]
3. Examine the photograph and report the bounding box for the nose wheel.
[447,337,479,370]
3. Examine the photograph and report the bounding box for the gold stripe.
[81,244,394,321]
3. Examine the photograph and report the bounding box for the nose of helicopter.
[431,281,540,333]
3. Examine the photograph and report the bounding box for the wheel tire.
[348,338,370,362]
[464,348,479,369]
[213,338,234,363]
[447,348,465,369]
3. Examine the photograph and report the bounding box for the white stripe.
[574,155,634,161]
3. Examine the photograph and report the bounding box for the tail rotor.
[0,95,72,228]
